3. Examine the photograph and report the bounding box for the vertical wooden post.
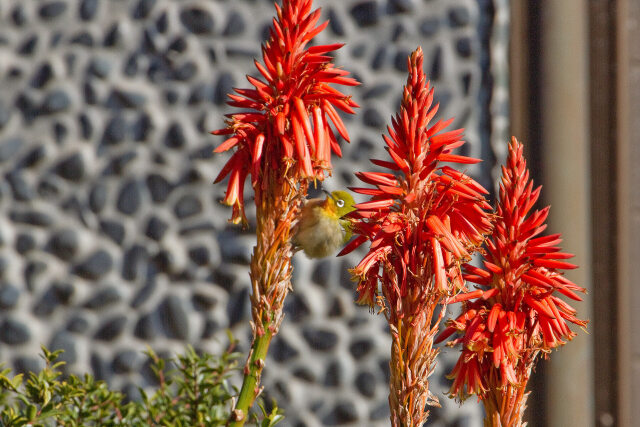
[616,0,640,425]
[539,1,594,427]
[589,1,619,426]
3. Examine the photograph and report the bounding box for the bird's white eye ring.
[336,199,345,208]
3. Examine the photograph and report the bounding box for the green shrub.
[0,335,283,426]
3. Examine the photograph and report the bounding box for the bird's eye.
[336,199,345,208]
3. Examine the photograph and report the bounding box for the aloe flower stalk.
[341,47,492,427]
[437,137,588,427]
[212,1,358,424]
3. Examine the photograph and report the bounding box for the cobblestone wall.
[0,0,507,425]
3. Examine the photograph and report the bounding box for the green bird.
[293,190,356,258]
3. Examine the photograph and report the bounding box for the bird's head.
[324,190,356,218]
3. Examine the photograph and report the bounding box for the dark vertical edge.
[589,0,619,425]
[509,1,546,427]
[522,1,543,175]
[476,0,496,198]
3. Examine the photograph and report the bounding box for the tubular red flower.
[212,0,358,224]
[345,46,492,427]
[345,47,492,308]
[214,2,359,425]
[441,137,588,416]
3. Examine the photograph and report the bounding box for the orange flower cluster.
[342,47,493,426]
[342,47,492,307]
[212,0,358,225]
[212,2,359,424]
[438,137,588,402]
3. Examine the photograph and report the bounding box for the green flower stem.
[228,328,274,427]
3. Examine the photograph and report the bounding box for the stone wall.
[0,0,507,425]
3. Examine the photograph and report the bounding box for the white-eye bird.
[293,190,356,258]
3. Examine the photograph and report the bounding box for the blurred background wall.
[3,0,635,426]
[0,1,504,425]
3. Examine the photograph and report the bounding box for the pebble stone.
[164,122,186,148]
[146,173,172,203]
[449,6,471,27]
[112,350,140,373]
[179,7,215,34]
[191,292,217,311]
[39,1,67,20]
[41,90,71,114]
[389,0,416,13]
[19,146,46,169]
[122,244,149,281]
[355,371,377,397]
[122,56,138,78]
[91,352,111,381]
[349,338,374,360]
[158,296,189,340]
[102,116,126,144]
[94,315,127,341]
[17,35,38,56]
[133,313,155,340]
[132,113,153,141]
[88,182,107,212]
[0,284,20,309]
[225,287,248,327]
[66,315,90,333]
[133,0,156,20]
[328,8,346,36]
[100,219,125,244]
[323,401,359,425]
[79,0,98,21]
[283,293,310,322]
[187,245,209,266]
[55,152,85,181]
[84,286,121,309]
[103,23,123,48]
[323,360,344,387]
[71,32,93,47]
[223,11,245,36]
[271,336,299,363]
[49,331,77,364]
[74,249,113,280]
[351,2,380,27]
[13,357,43,376]
[117,180,142,215]
[10,209,53,227]
[11,6,27,27]
[87,58,111,79]
[106,89,147,109]
[303,327,339,351]
[173,194,202,219]
[214,72,235,105]
[31,63,54,88]
[47,229,78,260]
[0,138,22,162]
[0,318,31,345]
[145,216,168,241]
[7,171,33,201]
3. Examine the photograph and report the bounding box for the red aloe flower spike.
[212,0,359,225]
[345,47,492,426]
[212,1,358,426]
[440,137,588,427]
